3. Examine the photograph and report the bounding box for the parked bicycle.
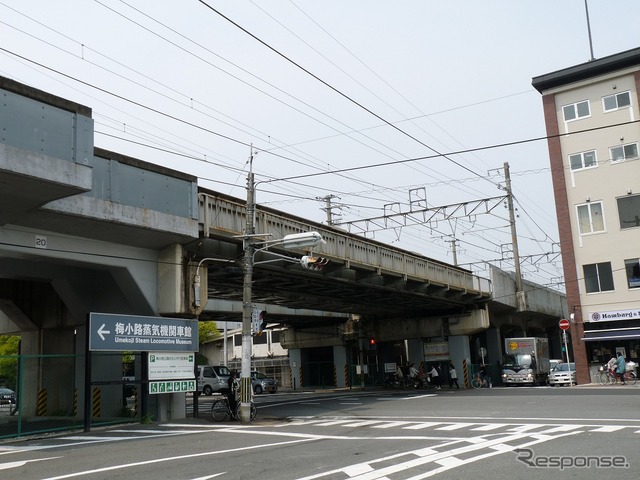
[211,396,257,422]
[471,372,491,389]
[597,365,637,385]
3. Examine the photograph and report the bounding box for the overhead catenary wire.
[2,2,608,288]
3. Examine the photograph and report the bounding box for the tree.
[0,335,20,388]
[198,321,220,344]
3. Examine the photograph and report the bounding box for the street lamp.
[238,230,324,424]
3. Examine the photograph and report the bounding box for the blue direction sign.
[89,313,199,352]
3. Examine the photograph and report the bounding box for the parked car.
[549,359,563,371]
[548,362,576,386]
[0,387,16,405]
[251,371,277,394]
[197,365,232,395]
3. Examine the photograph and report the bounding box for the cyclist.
[480,364,489,387]
[615,352,627,385]
[227,370,240,415]
[606,356,617,377]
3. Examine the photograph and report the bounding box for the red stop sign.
[559,318,570,331]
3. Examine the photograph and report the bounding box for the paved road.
[1,385,638,479]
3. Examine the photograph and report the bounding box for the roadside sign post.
[559,319,572,385]
[85,313,199,431]
[479,347,487,366]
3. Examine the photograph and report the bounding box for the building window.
[253,333,267,345]
[583,262,614,293]
[577,202,605,234]
[610,142,638,163]
[562,100,590,121]
[569,150,597,170]
[625,258,640,288]
[603,91,631,112]
[617,194,640,229]
[233,334,242,347]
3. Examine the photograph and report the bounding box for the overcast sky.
[2,1,640,291]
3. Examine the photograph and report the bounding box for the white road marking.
[39,437,317,480]
[0,457,60,470]
[536,424,583,433]
[372,421,413,429]
[295,431,582,480]
[435,423,474,431]
[471,423,507,431]
[403,422,442,430]
[341,420,383,427]
[589,425,625,432]
[507,424,545,432]
[315,420,354,426]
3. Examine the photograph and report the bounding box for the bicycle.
[211,395,257,422]
[597,366,616,385]
[597,366,637,385]
[619,370,638,385]
[471,372,490,389]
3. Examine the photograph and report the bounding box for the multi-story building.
[532,47,640,384]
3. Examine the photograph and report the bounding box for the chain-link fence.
[0,353,142,440]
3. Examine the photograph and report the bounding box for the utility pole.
[446,238,458,266]
[504,162,525,311]
[319,194,340,225]
[240,148,256,424]
[584,0,595,61]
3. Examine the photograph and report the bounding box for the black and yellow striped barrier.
[463,359,470,389]
[92,387,101,418]
[36,388,47,416]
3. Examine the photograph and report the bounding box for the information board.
[89,312,198,352]
[149,352,195,380]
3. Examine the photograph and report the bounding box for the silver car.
[548,362,576,386]
[251,371,277,394]
[0,387,16,405]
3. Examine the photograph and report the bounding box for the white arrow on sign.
[97,323,111,341]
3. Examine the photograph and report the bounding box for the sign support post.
[559,319,572,385]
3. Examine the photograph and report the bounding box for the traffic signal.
[368,338,377,349]
[300,255,330,270]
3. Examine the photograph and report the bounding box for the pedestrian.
[449,362,460,390]
[428,364,441,390]
[615,352,627,385]
[395,363,404,385]
[409,362,419,380]
[227,370,240,415]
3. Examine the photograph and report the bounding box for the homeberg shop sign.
[589,308,640,322]
[89,312,199,352]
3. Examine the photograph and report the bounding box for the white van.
[197,365,232,395]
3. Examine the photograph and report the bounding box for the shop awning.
[582,328,640,341]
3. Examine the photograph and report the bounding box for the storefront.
[581,308,640,380]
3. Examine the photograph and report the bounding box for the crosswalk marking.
[507,424,544,432]
[537,425,583,433]
[340,420,382,427]
[280,419,640,436]
[403,422,442,430]
[471,423,506,431]
[315,420,353,427]
[372,421,413,429]
[588,425,625,432]
[435,423,474,431]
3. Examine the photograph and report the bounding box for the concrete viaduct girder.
[193,191,493,328]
